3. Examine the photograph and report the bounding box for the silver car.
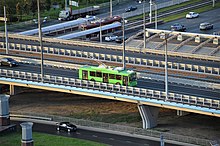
[200,22,213,30]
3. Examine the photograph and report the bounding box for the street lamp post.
[122,14,126,70]
[149,0,152,23]
[164,34,168,101]
[143,0,146,49]
[37,0,44,82]
[99,19,102,43]
[152,2,157,29]
[4,0,8,54]
[160,32,170,101]
[110,0,113,17]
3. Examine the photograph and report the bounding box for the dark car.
[115,36,127,43]
[171,23,186,31]
[0,58,19,67]
[200,22,213,30]
[125,6,137,12]
[57,122,77,132]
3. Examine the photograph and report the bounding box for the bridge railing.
[1,69,220,110]
[0,32,219,62]
[0,42,219,76]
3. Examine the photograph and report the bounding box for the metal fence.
[10,112,211,146]
[1,69,220,111]
[0,42,219,76]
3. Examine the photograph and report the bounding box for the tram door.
[82,70,88,80]
[123,76,128,86]
[103,73,109,83]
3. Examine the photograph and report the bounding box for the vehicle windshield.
[59,11,68,18]
[129,73,137,81]
[7,58,15,61]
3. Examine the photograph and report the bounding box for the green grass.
[128,0,216,21]
[162,2,220,22]
[0,132,106,146]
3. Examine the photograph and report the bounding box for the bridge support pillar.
[20,122,34,146]
[0,94,10,126]
[177,110,189,116]
[10,85,23,95]
[10,85,15,95]
[138,104,159,129]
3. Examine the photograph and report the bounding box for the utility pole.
[143,0,146,49]
[122,14,126,70]
[153,2,157,29]
[99,19,102,43]
[110,0,112,17]
[165,34,168,101]
[213,0,215,7]
[37,0,44,82]
[4,0,8,54]
[65,0,68,10]
[149,0,152,23]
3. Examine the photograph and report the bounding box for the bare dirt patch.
[9,89,220,142]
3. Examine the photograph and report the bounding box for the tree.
[16,2,22,21]
[30,0,37,17]
[45,0,51,11]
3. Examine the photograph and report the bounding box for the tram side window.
[116,75,121,80]
[90,71,95,76]
[109,74,115,79]
[96,72,102,77]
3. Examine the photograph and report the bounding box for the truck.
[58,6,100,21]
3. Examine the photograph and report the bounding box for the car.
[186,12,199,19]
[200,22,213,30]
[0,58,19,67]
[105,35,118,42]
[170,23,186,31]
[115,36,127,43]
[56,122,77,132]
[125,6,137,12]
[136,0,143,3]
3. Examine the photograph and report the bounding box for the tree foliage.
[1,0,55,22]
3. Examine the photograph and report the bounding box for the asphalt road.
[158,8,220,34]
[12,120,179,146]
[98,0,174,18]
[1,64,219,99]
[0,37,219,69]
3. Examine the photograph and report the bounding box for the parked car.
[125,6,137,12]
[0,58,19,67]
[186,12,199,19]
[115,36,127,43]
[171,23,186,31]
[56,122,77,132]
[200,22,213,30]
[105,35,118,42]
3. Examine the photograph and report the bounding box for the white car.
[186,12,199,19]
[105,35,118,42]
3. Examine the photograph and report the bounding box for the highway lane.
[0,37,219,69]
[12,120,179,146]
[98,0,176,18]
[1,64,219,99]
[158,8,220,34]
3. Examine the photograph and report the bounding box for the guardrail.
[1,69,220,111]
[10,112,211,146]
[1,54,219,90]
[1,42,219,76]
[1,54,219,91]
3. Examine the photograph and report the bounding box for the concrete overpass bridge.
[0,68,219,129]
